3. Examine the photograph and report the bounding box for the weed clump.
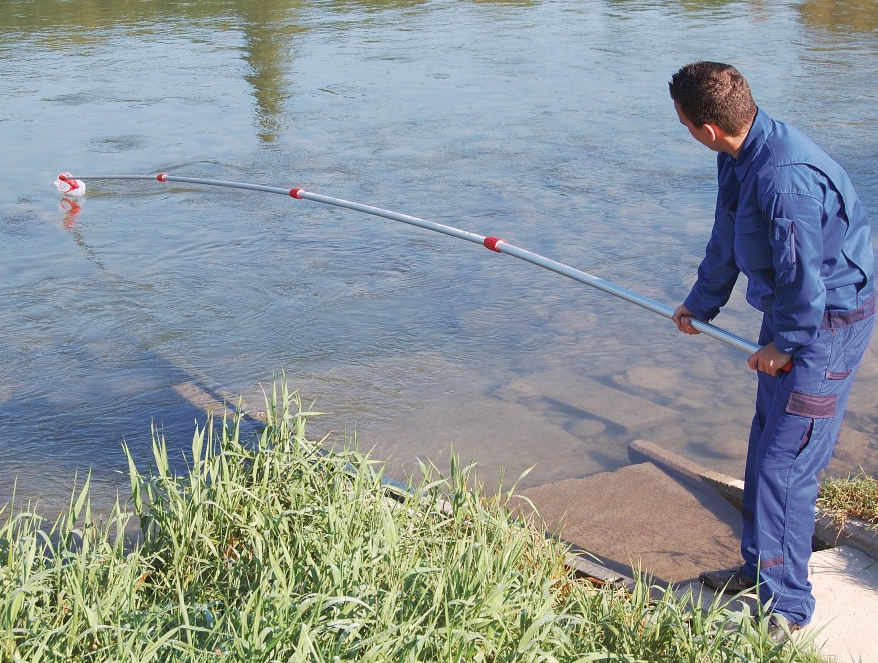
[818,471,878,530]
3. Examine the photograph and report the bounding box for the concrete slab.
[518,461,743,583]
[674,547,878,663]
[172,381,233,416]
[498,369,678,433]
[357,389,612,490]
[806,546,878,663]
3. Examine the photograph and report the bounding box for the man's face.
[674,102,716,151]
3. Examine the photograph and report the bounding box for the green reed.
[1,380,827,662]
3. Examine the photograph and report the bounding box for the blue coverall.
[683,108,875,625]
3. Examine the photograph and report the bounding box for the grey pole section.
[491,241,760,354]
[63,173,761,356]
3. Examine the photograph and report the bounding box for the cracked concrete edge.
[627,439,878,561]
[814,510,878,561]
[563,551,637,592]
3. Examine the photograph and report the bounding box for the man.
[668,61,875,641]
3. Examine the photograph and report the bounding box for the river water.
[2,0,877,515]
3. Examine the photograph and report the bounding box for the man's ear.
[703,123,719,142]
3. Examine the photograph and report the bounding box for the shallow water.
[2,0,877,515]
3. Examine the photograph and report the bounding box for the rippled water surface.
[2,0,877,514]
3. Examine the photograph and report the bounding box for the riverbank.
[0,387,827,662]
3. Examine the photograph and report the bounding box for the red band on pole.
[157,173,168,182]
[484,237,504,252]
[289,188,304,199]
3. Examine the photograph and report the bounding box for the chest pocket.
[734,212,773,273]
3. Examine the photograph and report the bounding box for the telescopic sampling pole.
[55,172,765,358]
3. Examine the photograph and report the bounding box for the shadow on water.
[0,338,233,520]
[0,199,247,519]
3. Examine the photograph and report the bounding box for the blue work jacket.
[684,108,874,354]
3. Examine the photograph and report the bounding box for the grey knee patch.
[785,390,837,418]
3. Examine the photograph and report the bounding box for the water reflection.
[320,0,429,9]
[0,0,238,34]
[605,0,742,10]
[0,0,539,144]
[799,0,878,33]
[0,0,302,143]
[471,0,538,5]
[235,1,306,142]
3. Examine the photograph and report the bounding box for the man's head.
[669,62,756,156]
[669,62,756,136]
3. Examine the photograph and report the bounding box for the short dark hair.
[669,61,756,135]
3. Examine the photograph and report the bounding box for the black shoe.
[698,568,756,594]
[767,613,802,644]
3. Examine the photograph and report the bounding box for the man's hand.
[672,304,700,335]
[748,343,793,376]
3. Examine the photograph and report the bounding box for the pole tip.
[54,173,86,197]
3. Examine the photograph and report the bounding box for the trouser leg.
[740,313,874,625]
[740,318,775,582]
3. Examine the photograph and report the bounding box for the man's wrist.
[775,339,799,355]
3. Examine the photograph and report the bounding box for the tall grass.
[1,381,826,662]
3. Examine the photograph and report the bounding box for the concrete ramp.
[518,461,743,584]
